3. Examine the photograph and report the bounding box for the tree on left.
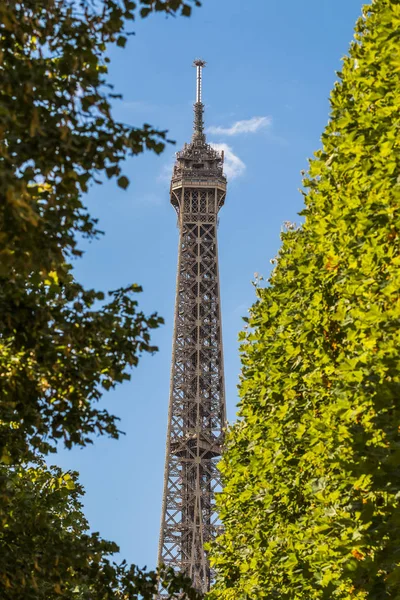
[0,0,199,462]
[1,460,202,599]
[0,1,201,597]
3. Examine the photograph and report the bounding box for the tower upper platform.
[170,60,227,199]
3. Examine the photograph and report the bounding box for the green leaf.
[117,36,127,47]
[117,175,130,189]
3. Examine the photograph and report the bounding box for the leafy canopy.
[0,0,197,462]
[0,1,201,598]
[209,0,400,598]
[0,461,201,600]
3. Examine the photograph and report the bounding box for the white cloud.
[210,143,246,180]
[207,116,271,136]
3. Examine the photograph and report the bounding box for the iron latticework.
[158,60,227,595]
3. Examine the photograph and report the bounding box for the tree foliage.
[0,0,197,462]
[0,461,201,599]
[210,1,400,598]
[0,1,201,598]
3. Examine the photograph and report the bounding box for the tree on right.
[209,0,400,598]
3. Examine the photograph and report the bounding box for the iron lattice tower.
[158,60,227,594]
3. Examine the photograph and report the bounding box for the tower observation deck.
[158,60,227,594]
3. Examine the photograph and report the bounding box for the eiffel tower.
[158,60,227,594]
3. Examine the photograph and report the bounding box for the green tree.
[0,1,200,597]
[210,1,400,598]
[0,0,198,462]
[0,461,200,599]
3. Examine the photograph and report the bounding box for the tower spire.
[193,59,206,141]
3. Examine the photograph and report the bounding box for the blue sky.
[55,0,365,571]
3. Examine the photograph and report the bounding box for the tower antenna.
[193,58,206,102]
[192,59,206,139]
